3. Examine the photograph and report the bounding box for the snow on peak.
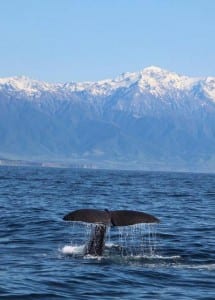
[0,75,60,95]
[140,66,199,95]
[203,77,215,101]
[142,65,165,73]
[64,66,182,96]
[0,67,214,101]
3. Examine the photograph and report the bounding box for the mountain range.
[0,66,215,172]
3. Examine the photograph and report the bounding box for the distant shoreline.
[0,158,97,170]
[0,158,214,175]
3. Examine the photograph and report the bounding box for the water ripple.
[0,167,214,299]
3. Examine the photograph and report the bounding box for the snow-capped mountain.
[0,66,215,171]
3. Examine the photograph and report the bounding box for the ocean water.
[0,166,214,299]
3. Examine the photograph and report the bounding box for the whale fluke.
[110,210,160,226]
[63,209,159,226]
[63,209,111,225]
[63,209,159,256]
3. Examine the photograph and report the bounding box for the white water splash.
[62,223,159,258]
[61,244,84,255]
[115,223,159,256]
[105,242,119,248]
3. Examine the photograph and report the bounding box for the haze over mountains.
[0,66,215,172]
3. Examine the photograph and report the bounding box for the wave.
[60,243,180,260]
[60,244,215,272]
[176,263,215,271]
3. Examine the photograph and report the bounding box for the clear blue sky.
[0,0,214,82]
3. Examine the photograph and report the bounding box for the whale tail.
[63,209,111,225]
[63,209,159,256]
[63,208,160,226]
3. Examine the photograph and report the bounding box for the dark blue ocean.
[0,167,214,299]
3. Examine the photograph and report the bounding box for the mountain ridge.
[0,66,215,172]
[0,66,214,99]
